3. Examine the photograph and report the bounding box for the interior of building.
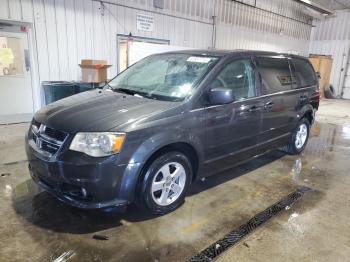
[1,0,350,261]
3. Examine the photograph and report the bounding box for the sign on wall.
[136,14,154,32]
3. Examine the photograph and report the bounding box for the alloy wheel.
[151,162,187,206]
[295,123,308,149]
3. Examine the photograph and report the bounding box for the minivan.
[26,50,319,214]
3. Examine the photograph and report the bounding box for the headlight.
[69,132,125,157]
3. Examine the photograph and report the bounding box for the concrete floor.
[0,99,350,261]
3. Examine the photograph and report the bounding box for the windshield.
[108,53,220,101]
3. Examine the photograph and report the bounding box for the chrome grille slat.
[39,133,63,145]
[29,120,67,156]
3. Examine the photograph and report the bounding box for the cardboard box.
[79,59,111,83]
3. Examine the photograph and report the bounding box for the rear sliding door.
[254,55,298,152]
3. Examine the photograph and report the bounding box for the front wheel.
[283,118,310,155]
[137,152,192,215]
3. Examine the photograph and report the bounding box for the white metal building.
[0,0,316,123]
[0,0,349,121]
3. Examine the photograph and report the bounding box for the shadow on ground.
[11,150,285,235]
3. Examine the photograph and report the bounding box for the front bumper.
[25,135,141,209]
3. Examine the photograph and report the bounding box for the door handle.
[300,95,308,102]
[264,101,274,109]
[248,105,262,112]
[238,105,262,113]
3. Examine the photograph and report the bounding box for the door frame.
[116,34,170,74]
[0,19,41,116]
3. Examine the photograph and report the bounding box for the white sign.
[137,14,154,32]
[187,57,212,63]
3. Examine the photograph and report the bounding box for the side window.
[255,56,293,94]
[211,59,256,100]
[292,58,317,88]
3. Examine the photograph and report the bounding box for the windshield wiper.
[114,87,159,100]
[113,88,137,96]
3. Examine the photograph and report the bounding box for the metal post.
[211,15,217,49]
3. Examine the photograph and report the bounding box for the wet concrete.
[317,99,350,125]
[1,110,350,261]
[217,122,350,262]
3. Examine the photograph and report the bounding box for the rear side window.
[255,56,293,94]
[292,58,317,88]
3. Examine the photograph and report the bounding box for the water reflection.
[291,158,302,181]
[342,124,350,140]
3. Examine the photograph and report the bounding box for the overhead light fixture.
[294,0,334,16]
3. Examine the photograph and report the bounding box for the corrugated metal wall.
[0,0,216,82]
[0,0,313,106]
[309,10,350,98]
[215,0,311,53]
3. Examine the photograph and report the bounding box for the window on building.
[0,37,24,76]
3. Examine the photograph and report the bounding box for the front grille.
[44,126,67,142]
[41,139,61,154]
[30,120,68,156]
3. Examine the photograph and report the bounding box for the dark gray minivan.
[26,50,319,214]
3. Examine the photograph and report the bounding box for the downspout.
[211,15,217,49]
[211,0,217,49]
[340,51,349,98]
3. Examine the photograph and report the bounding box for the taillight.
[312,92,320,102]
[315,94,320,102]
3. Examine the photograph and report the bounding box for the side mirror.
[208,88,235,105]
[316,72,321,79]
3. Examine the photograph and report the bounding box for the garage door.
[0,31,33,124]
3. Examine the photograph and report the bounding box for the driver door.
[204,57,264,175]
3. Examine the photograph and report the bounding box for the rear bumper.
[25,135,142,210]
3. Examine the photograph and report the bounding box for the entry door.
[204,58,264,175]
[0,31,33,124]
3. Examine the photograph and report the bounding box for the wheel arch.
[139,142,200,183]
[303,109,314,125]
[120,131,204,203]
[300,104,315,125]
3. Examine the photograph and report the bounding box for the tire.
[136,151,193,215]
[282,118,310,155]
[324,84,336,99]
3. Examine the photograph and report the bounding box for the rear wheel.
[137,152,192,214]
[283,118,310,155]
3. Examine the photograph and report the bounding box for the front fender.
[118,131,204,202]
[129,131,204,165]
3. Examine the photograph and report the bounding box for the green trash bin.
[42,81,76,105]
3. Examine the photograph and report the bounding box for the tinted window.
[292,58,317,88]
[255,56,293,94]
[211,59,256,100]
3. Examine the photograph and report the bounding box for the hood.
[34,90,175,133]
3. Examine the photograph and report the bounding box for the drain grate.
[188,186,311,262]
